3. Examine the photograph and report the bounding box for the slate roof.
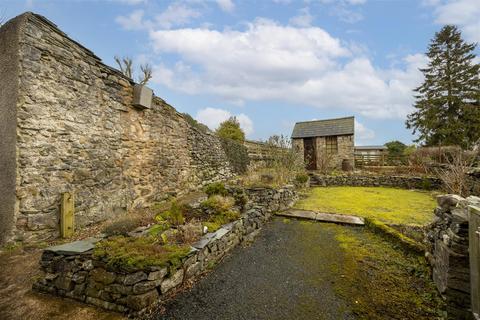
[291,116,354,138]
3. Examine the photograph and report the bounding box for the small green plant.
[200,195,240,232]
[201,195,235,212]
[156,201,185,226]
[148,222,171,236]
[294,173,309,185]
[204,182,228,197]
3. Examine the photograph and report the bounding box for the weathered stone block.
[124,271,147,285]
[119,290,159,311]
[90,268,116,285]
[161,269,184,294]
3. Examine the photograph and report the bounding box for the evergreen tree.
[406,25,480,149]
[216,117,245,142]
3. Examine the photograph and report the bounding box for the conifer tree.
[406,25,480,149]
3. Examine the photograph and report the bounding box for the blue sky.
[3,0,480,145]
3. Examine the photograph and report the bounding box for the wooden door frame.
[303,137,317,170]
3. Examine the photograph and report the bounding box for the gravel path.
[155,218,357,320]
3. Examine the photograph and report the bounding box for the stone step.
[277,209,365,226]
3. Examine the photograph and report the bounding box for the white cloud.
[355,120,375,144]
[115,9,146,30]
[427,0,480,42]
[216,0,235,12]
[116,3,201,31]
[289,7,314,27]
[149,19,426,120]
[155,3,201,29]
[195,107,254,136]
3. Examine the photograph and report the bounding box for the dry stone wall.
[1,13,235,244]
[33,186,297,314]
[426,194,480,320]
[310,173,442,190]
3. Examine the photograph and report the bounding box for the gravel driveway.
[155,218,357,320]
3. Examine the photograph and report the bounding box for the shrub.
[216,117,245,142]
[265,134,307,183]
[200,195,240,232]
[436,150,478,196]
[103,216,142,237]
[204,182,228,197]
[294,173,309,185]
[220,137,250,174]
[201,195,235,213]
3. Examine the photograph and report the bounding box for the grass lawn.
[294,186,437,225]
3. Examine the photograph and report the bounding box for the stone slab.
[277,209,317,220]
[315,212,364,225]
[277,210,364,226]
[45,237,102,255]
[214,227,230,240]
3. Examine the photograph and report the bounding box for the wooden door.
[303,138,316,170]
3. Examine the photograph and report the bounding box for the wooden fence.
[354,153,406,167]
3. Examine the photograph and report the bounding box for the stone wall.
[426,194,480,320]
[310,173,442,190]
[315,136,354,170]
[1,12,235,244]
[33,186,297,314]
[0,14,25,244]
[243,140,271,170]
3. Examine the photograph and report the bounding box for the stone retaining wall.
[426,194,480,320]
[310,173,442,190]
[33,186,297,314]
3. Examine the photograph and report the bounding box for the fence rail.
[354,153,406,167]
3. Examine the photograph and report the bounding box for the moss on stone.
[294,186,437,225]
[364,218,425,254]
[93,236,191,271]
[327,224,445,319]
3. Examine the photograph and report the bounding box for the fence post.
[60,192,74,238]
[469,205,480,319]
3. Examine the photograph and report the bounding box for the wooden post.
[60,192,74,238]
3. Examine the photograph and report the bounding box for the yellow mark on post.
[60,192,74,238]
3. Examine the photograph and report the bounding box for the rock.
[133,281,158,294]
[161,269,184,294]
[54,276,73,291]
[90,268,116,285]
[148,268,167,281]
[72,271,87,283]
[124,271,147,285]
[436,194,465,210]
[120,290,159,311]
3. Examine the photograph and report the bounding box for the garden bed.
[33,185,297,314]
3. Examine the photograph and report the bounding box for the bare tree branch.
[114,55,133,79]
[114,56,152,85]
[138,63,152,85]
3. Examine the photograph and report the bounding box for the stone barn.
[291,116,355,170]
